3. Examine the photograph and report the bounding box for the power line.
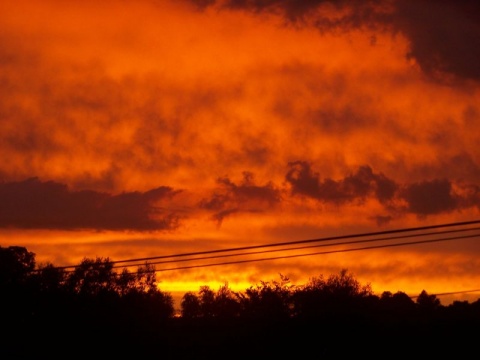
[30,219,480,302]
[109,219,480,265]
[58,228,480,274]
[110,226,480,270]
[148,233,480,272]
[57,230,479,274]
[410,288,480,299]
[54,219,480,271]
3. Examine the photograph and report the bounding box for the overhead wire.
[143,232,480,272]
[100,219,480,266]
[111,226,480,270]
[49,219,480,273]
[410,288,480,299]
[30,219,480,301]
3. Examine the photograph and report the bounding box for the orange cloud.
[1,0,480,304]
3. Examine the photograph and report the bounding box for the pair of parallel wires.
[45,219,480,299]
[55,219,480,273]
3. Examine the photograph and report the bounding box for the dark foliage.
[1,245,479,358]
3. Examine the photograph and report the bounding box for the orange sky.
[1,0,480,306]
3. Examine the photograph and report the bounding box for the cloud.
[284,162,480,219]
[189,0,217,10]
[400,179,458,216]
[197,0,480,82]
[199,171,282,225]
[394,0,480,83]
[455,183,480,210]
[1,0,479,227]
[216,0,387,25]
[0,178,182,231]
[285,162,397,204]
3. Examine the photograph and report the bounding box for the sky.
[1,0,480,306]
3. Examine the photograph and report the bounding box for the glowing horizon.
[1,0,480,306]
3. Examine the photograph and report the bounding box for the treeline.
[2,245,480,358]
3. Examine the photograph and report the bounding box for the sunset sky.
[1,0,480,306]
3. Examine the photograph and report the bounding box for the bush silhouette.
[2,245,480,357]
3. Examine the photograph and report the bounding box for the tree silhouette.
[115,267,138,296]
[0,245,35,288]
[64,256,116,296]
[113,262,174,328]
[199,285,216,318]
[237,274,293,319]
[2,244,480,357]
[181,284,240,319]
[213,282,240,318]
[181,291,202,318]
[0,246,38,330]
[416,289,441,312]
[378,290,416,321]
[292,269,373,319]
[34,262,66,293]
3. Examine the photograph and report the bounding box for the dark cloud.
[189,0,217,10]
[285,161,322,198]
[199,171,281,225]
[219,172,280,204]
[187,0,388,24]
[220,0,327,22]
[453,183,480,211]
[446,153,480,183]
[400,179,457,215]
[285,162,480,217]
[309,105,371,134]
[211,208,240,227]
[199,0,480,82]
[371,215,393,227]
[394,0,480,82]
[217,0,390,26]
[463,105,480,127]
[0,178,181,231]
[285,162,397,204]
[344,165,397,203]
